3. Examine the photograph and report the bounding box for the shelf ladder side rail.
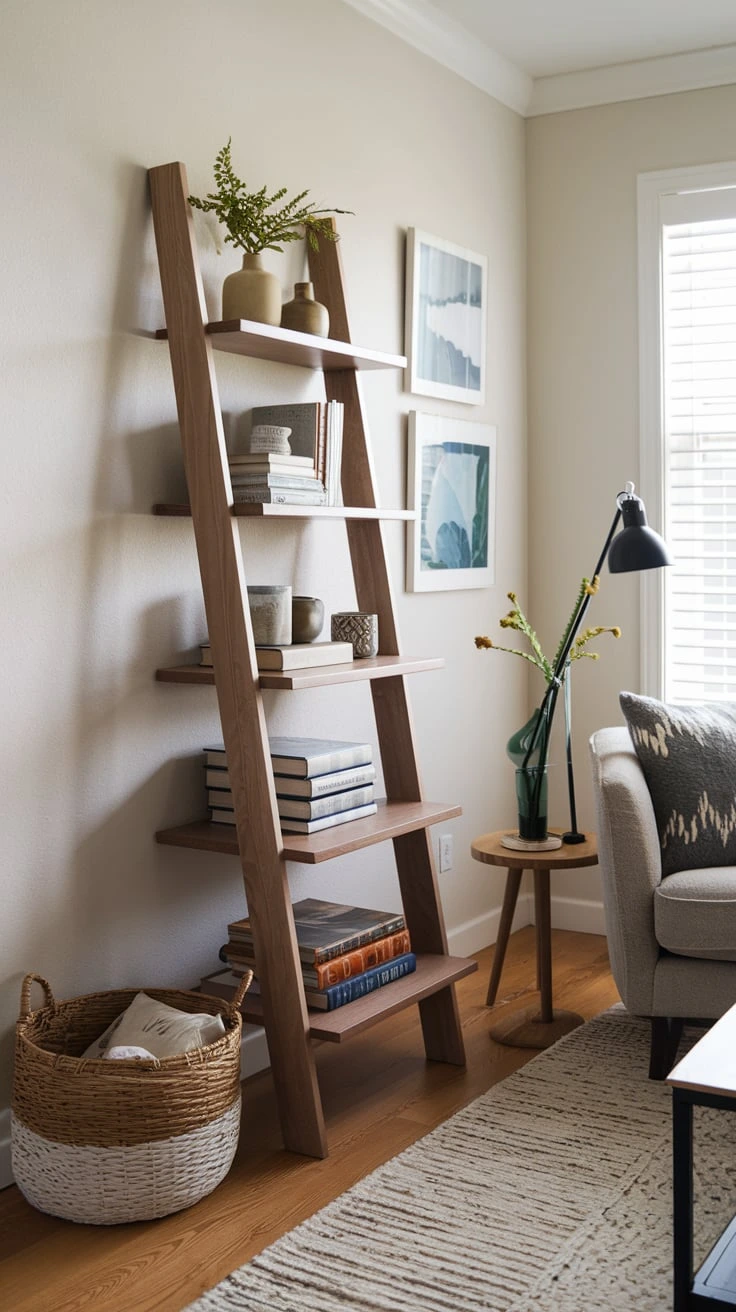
[148,160,327,1157]
[308,229,466,1065]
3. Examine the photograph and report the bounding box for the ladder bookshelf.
[148,161,476,1159]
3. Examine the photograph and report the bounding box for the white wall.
[527,84,736,908]
[0,0,527,1164]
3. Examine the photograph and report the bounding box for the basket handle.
[19,974,57,1020]
[225,969,254,1018]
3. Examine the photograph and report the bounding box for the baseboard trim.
[447,893,533,958]
[549,896,606,936]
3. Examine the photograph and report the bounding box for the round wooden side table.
[471,829,598,1050]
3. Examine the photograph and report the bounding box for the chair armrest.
[589,726,662,1013]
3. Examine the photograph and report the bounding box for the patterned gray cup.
[331,611,379,659]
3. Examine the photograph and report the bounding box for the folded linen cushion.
[82,991,226,1059]
[620,690,736,877]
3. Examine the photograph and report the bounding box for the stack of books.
[228,451,326,507]
[205,736,377,833]
[250,401,344,506]
[214,897,416,1011]
[198,640,354,672]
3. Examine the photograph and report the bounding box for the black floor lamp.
[523,482,672,844]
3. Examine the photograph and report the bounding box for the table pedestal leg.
[488,866,585,1050]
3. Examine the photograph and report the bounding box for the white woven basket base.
[11,1096,241,1224]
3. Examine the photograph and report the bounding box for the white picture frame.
[405,228,487,405]
[406,412,496,592]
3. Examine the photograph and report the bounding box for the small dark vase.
[280,282,329,337]
[291,596,324,643]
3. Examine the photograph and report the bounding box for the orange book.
[224,929,412,990]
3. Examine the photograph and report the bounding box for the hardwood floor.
[0,928,618,1312]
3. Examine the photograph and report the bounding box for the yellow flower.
[584,575,600,596]
[612,626,621,638]
[475,635,493,649]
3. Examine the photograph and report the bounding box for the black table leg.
[673,1090,694,1311]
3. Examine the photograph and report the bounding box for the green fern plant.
[188,139,351,254]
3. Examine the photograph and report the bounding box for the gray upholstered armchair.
[589,726,736,1077]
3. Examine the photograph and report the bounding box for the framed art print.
[406,412,496,592]
[405,228,487,405]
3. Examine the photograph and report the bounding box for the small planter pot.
[280,282,329,337]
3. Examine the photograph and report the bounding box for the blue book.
[306,952,417,1011]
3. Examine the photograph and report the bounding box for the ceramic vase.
[280,282,329,337]
[247,585,292,645]
[222,253,281,325]
[292,596,324,644]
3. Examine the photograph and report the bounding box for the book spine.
[226,915,407,965]
[307,931,412,988]
[308,953,417,1010]
[205,767,231,788]
[272,745,373,777]
[210,808,237,825]
[279,801,377,833]
[278,764,376,797]
[277,785,374,821]
[230,475,324,490]
[233,488,327,505]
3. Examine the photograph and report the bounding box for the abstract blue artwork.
[407,413,496,592]
[405,229,487,405]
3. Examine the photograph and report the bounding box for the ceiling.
[343,0,736,115]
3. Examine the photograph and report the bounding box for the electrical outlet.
[439,833,453,873]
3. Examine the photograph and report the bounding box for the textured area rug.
[185,1009,736,1311]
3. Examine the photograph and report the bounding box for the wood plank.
[152,502,415,519]
[205,955,478,1042]
[155,655,444,689]
[308,227,467,1066]
[148,161,326,1159]
[156,800,463,863]
[0,934,619,1312]
[155,319,406,371]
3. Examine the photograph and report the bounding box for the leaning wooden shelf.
[156,800,462,864]
[149,158,467,1160]
[152,502,415,519]
[155,318,406,371]
[204,955,477,1044]
[156,654,444,690]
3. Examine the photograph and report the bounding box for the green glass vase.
[506,706,552,841]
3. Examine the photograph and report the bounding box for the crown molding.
[529,43,736,116]
[341,0,736,119]
[341,0,533,115]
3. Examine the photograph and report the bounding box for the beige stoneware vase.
[222,252,281,325]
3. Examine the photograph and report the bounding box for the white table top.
[668,1002,736,1099]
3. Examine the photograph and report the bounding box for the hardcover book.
[276,784,374,821]
[228,453,314,469]
[203,763,377,796]
[228,897,406,965]
[278,800,377,833]
[305,952,417,1010]
[223,928,412,989]
[232,487,327,506]
[255,641,353,670]
[250,403,322,467]
[269,737,373,777]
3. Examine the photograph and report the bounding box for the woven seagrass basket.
[11,971,252,1225]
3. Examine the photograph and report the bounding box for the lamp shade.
[607,487,673,574]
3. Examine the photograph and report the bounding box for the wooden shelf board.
[155,320,406,371]
[205,954,478,1043]
[156,800,462,864]
[156,654,444,690]
[152,502,415,520]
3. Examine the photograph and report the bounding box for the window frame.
[637,160,736,699]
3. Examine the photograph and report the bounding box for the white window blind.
[661,186,736,702]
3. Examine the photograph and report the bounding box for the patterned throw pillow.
[620,691,736,877]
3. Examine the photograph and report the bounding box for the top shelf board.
[155,319,407,372]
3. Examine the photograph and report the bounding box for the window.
[638,164,736,702]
